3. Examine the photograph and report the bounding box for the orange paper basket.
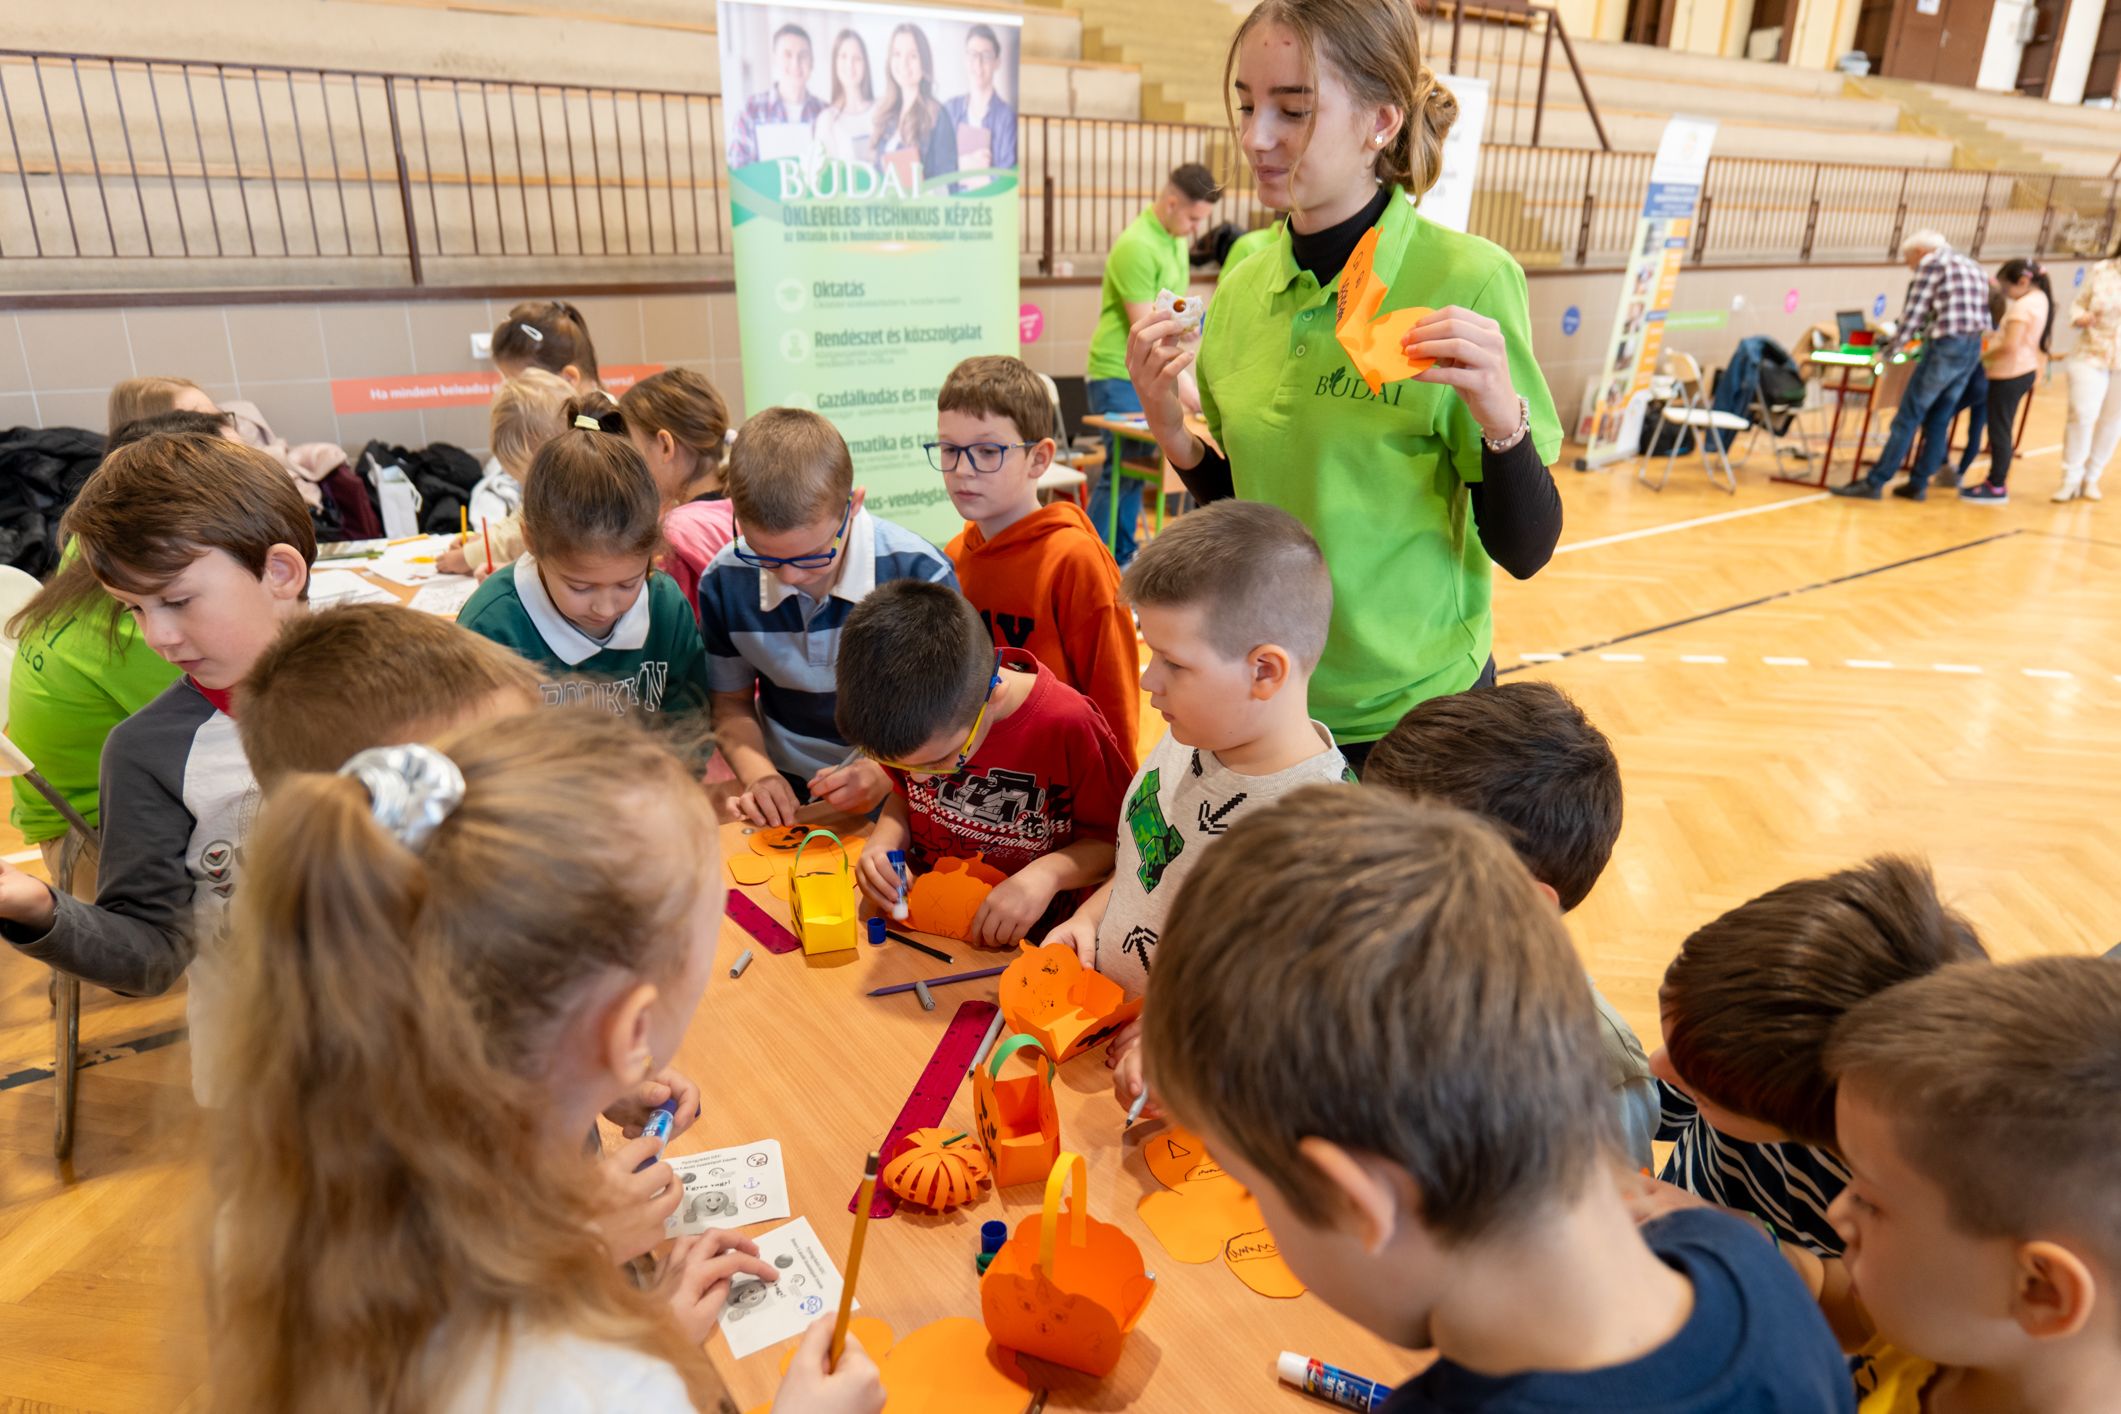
[980,1151,1155,1377]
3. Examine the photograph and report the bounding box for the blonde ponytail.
[1401,68,1458,201]
[209,710,726,1414]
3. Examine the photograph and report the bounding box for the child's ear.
[561,363,585,388]
[1029,437,1057,474]
[1532,879,1562,910]
[2011,1240,2099,1340]
[265,545,311,604]
[596,980,662,1094]
[1298,1137,1407,1254]
[1247,644,1292,700]
[849,485,869,517]
[658,429,680,462]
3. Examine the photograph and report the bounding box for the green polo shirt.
[8,543,182,842]
[1089,206,1188,380]
[1197,188,1561,743]
[1221,223,1280,275]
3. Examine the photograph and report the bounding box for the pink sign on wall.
[330,364,665,414]
[1019,303,1045,344]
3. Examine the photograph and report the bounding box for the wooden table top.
[681,814,1418,1410]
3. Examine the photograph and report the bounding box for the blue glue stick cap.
[981,1219,1007,1254]
[867,916,886,945]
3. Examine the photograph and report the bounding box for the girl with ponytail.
[209,710,882,1414]
[1122,0,1563,775]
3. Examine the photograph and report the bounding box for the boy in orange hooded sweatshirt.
[936,356,1141,767]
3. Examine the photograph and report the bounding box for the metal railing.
[1420,0,1612,151]
[1,46,2113,299]
[1477,145,2117,269]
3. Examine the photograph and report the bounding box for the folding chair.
[1640,350,1746,494]
[1744,358,1815,478]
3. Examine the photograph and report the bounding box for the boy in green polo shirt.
[1086,162,1220,566]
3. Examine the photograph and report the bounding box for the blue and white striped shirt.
[1656,1080,1851,1257]
[696,507,956,779]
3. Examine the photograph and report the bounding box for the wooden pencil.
[830,1151,880,1370]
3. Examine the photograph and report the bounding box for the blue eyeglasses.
[732,496,855,570]
[924,441,1038,475]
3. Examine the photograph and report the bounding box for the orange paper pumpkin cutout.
[971,1033,1061,1189]
[981,1151,1155,1377]
[753,1316,1029,1414]
[903,855,1005,941]
[1136,1124,1305,1299]
[997,943,1146,1064]
[1334,225,1436,396]
[881,1127,992,1212]
[746,824,815,855]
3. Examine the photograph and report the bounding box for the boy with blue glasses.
[698,407,956,826]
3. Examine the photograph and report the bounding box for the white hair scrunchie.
[340,744,466,851]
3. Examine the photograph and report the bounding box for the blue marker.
[633,1096,681,1172]
[1278,1352,1389,1412]
[887,849,911,921]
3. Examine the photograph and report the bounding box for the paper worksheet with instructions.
[718,1215,855,1360]
[664,1138,791,1237]
[307,569,402,609]
[407,577,479,618]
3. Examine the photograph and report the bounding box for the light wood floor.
[0,386,2105,1411]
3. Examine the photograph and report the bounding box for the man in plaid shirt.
[728,23,824,170]
[1834,230,1995,501]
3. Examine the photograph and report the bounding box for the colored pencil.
[831,1152,880,1370]
[458,505,468,538]
[481,518,494,575]
[883,928,952,963]
[867,964,1006,998]
[1123,1090,1150,1130]
[967,1008,1007,1076]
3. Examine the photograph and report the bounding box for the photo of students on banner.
[722,5,1022,186]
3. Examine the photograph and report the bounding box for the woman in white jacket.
[2056,253,2121,502]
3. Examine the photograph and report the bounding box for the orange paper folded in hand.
[1334,225,1435,395]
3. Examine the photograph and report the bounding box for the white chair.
[1641,351,1747,494]
[0,567,100,1164]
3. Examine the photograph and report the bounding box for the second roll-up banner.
[718,0,1024,543]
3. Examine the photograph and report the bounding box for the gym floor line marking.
[1552,492,1831,555]
[1499,529,2023,676]
[1933,663,1983,674]
[1763,656,1810,666]
[1679,654,1727,664]
[0,1025,188,1092]
[2024,667,2074,679]
[1847,659,1895,669]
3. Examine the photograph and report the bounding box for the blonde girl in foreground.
[208,709,882,1413]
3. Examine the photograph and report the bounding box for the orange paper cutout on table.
[746,824,815,855]
[1334,226,1436,396]
[725,854,776,887]
[997,942,1146,1064]
[751,1316,1029,1414]
[903,855,1006,941]
[881,1126,992,1212]
[972,1033,1061,1189]
[981,1151,1155,1377]
[1136,1124,1306,1299]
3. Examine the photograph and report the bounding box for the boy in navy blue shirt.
[1141,788,1853,1412]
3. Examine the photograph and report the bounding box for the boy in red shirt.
[836,579,1130,947]
[935,355,1140,766]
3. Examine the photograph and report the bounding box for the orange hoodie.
[946,499,1141,768]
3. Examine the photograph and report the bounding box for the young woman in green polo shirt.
[1125,0,1563,773]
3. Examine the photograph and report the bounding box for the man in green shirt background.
[1086,162,1220,566]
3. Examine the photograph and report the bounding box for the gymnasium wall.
[4,258,2090,458]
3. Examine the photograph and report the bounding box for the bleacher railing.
[1,48,2113,299]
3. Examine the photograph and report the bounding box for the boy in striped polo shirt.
[1631,855,1989,1349]
[700,407,956,827]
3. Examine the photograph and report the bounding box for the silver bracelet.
[1482,395,1530,455]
